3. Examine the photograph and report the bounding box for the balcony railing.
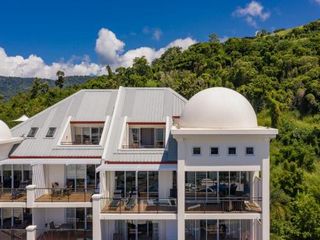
[122,143,164,149]
[185,197,262,213]
[37,228,92,240]
[0,228,26,240]
[0,188,27,202]
[101,197,177,214]
[35,188,94,202]
[60,141,99,146]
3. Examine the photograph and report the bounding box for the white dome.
[0,120,12,140]
[180,87,258,129]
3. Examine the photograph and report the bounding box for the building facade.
[0,87,277,240]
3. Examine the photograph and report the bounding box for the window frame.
[228,147,237,155]
[27,127,39,138]
[246,147,254,155]
[192,147,201,156]
[45,127,56,138]
[210,147,219,155]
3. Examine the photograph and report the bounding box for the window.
[210,147,219,155]
[246,147,254,155]
[129,128,140,147]
[228,147,236,155]
[46,127,56,137]
[69,126,104,145]
[27,127,38,137]
[155,128,165,147]
[127,126,165,148]
[193,147,201,155]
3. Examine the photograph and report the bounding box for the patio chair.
[125,191,137,210]
[109,190,122,210]
[49,221,60,230]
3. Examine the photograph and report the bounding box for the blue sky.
[0,0,319,78]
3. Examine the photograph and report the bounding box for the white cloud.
[0,28,196,79]
[95,28,125,65]
[95,28,196,68]
[0,48,105,79]
[233,1,270,27]
[314,0,320,5]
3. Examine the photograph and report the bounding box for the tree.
[56,70,65,88]
[209,33,219,43]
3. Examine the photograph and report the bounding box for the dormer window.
[46,127,56,138]
[27,127,38,138]
[126,123,165,149]
[60,121,104,145]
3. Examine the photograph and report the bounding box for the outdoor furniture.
[187,204,201,211]
[109,190,122,210]
[244,200,261,212]
[49,221,60,230]
[125,191,137,210]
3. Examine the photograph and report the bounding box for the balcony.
[60,123,104,146]
[0,229,26,240]
[0,188,26,202]
[101,198,177,214]
[123,126,165,149]
[34,188,94,203]
[37,229,92,240]
[185,197,262,213]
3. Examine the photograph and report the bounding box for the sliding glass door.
[115,171,159,199]
[185,171,251,201]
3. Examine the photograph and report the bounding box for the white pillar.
[262,158,270,240]
[26,185,36,208]
[92,194,102,240]
[176,138,186,240]
[26,225,37,240]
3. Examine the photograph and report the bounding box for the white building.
[0,87,277,240]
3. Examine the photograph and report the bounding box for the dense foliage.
[1,20,320,240]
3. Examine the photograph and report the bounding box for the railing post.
[26,185,36,208]
[92,194,102,240]
[26,225,37,240]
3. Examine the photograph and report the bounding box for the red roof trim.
[9,156,101,159]
[70,121,105,124]
[105,161,177,165]
[127,122,166,125]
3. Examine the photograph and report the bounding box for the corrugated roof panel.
[10,90,118,158]
[103,87,186,163]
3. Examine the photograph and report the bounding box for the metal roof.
[102,87,187,163]
[8,87,186,164]
[10,89,117,158]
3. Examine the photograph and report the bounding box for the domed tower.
[0,120,23,160]
[171,87,277,240]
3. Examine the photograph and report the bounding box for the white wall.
[45,208,65,225]
[46,165,65,187]
[182,135,269,167]
[32,208,46,237]
[159,171,173,199]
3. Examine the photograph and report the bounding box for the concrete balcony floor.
[36,192,92,202]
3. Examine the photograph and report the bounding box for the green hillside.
[1,20,320,240]
[0,75,91,100]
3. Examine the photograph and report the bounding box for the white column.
[26,185,36,208]
[92,194,103,240]
[177,138,186,240]
[26,225,37,240]
[262,158,270,240]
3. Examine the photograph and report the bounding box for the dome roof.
[0,120,12,140]
[179,87,257,129]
